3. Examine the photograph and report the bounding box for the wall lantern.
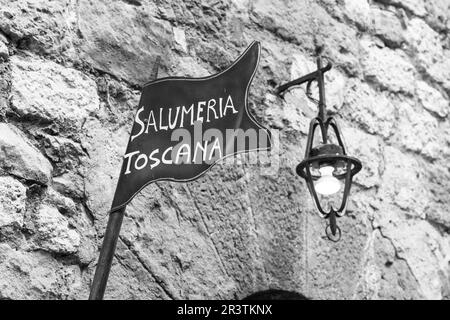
[277,57,362,241]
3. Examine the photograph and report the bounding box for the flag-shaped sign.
[111,41,272,212]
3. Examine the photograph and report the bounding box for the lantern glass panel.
[309,158,353,213]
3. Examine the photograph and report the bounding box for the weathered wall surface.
[0,0,449,300]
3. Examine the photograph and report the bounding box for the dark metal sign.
[111,41,271,212]
[90,41,272,300]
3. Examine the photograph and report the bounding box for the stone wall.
[0,0,449,300]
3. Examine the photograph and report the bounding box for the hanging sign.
[111,41,271,212]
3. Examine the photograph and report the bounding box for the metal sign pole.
[89,57,161,300]
[89,206,126,300]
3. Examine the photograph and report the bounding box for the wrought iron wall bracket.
[276,61,332,97]
[277,58,332,122]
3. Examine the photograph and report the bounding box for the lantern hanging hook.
[325,210,341,242]
[305,80,319,106]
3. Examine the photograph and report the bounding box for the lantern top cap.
[311,143,343,157]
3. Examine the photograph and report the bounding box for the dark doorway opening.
[242,289,309,300]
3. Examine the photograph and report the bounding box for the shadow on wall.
[242,289,309,300]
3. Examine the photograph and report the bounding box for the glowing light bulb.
[315,166,341,195]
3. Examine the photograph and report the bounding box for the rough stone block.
[416,81,449,117]
[405,18,443,70]
[0,41,8,60]
[371,8,405,47]
[342,0,371,30]
[342,127,382,189]
[77,0,173,85]
[360,39,416,93]
[33,205,80,254]
[0,0,76,56]
[343,79,396,139]
[10,54,99,131]
[0,176,26,228]
[0,123,53,184]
